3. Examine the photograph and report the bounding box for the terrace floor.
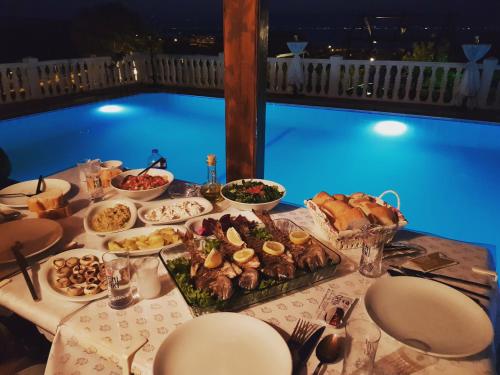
[2,84,500,123]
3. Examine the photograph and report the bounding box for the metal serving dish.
[159,218,341,316]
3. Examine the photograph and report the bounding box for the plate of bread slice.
[305,190,407,250]
[0,179,71,209]
[40,248,108,302]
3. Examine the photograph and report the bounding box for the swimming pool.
[1,93,499,266]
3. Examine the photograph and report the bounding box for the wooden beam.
[223,0,268,181]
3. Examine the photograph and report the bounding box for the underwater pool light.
[98,105,124,113]
[374,120,407,136]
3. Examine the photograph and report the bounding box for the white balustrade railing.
[1,53,499,111]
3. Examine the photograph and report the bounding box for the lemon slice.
[233,248,255,264]
[262,241,285,256]
[204,249,223,269]
[289,230,310,245]
[226,227,245,247]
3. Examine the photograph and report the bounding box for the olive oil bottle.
[200,154,222,203]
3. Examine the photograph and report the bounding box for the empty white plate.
[153,312,292,375]
[0,179,71,208]
[0,218,63,264]
[365,276,493,358]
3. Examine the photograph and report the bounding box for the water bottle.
[147,149,167,169]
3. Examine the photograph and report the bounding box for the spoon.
[312,334,342,375]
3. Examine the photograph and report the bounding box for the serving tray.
[159,218,341,316]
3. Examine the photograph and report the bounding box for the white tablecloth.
[0,167,497,374]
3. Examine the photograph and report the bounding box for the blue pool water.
[1,93,499,266]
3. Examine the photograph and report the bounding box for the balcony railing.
[1,53,499,110]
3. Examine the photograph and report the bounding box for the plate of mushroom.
[40,249,108,302]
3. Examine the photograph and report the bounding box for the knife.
[292,325,326,374]
[9,242,39,301]
[387,268,489,300]
[35,175,44,194]
[392,265,491,289]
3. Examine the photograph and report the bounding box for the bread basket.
[305,190,408,251]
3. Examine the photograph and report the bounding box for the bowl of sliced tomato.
[221,179,286,212]
[111,168,174,201]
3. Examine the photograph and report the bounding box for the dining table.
[0,166,497,375]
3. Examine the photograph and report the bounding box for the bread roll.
[321,199,350,219]
[333,207,371,231]
[350,192,368,200]
[27,188,65,213]
[348,197,372,209]
[359,202,397,226]
[332,194,347,202]
[37,204,72,219]
[312,191,331,206]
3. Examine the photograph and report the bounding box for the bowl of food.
[84,199,137,236]
[111,168,174,201]
[221,179,286,212]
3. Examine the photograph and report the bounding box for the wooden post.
[223,0,268,181]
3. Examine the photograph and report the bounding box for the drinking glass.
[359,233,386,278]
[102,252,133,309]
[76,158,91,192]
[84,160,104,200]
[135,257,162,299]
[341,319,381,375]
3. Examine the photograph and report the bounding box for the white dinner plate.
[0,218,63,264]
[365,276,493,358]
[0,178,71,208]
[40,248,107,303]
[103,225,186,256]
[138,197,213,225]
[153,312,292,375]
[84,199,137,236]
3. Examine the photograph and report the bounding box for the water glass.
[341,319,381,375]
[135,257,162,299]
[359,234,386,278]
[84,160,104,200]
[102,252,133,309]
[76,158,91,192]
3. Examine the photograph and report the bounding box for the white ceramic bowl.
[101,160,123,169]
[84,199,137,236]
[111,168,174,201]
[221,179,286,212]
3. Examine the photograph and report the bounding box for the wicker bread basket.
[305,190,408,251]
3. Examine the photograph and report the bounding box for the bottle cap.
[206,154,216,166]
[152,148,158,153]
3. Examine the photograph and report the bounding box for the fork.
[0,193,38,198]
[288,319,321,370]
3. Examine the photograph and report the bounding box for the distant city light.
[374,120,407,136]
[98,105,124,113]
[328,45,332,49]
[173,37,179,42]
[370,57,375,62]
[372,40,377,44]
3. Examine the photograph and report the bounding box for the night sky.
[1,0,500,28]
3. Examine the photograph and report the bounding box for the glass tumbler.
[135,257,162,299]
[102,252,133,309]
[76,159,91,192]
[341,319,381,375]
[84,159,104,200]
[359,233,386,278]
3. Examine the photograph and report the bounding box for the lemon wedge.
[204,249,223,269]
[262,241,285,256]
[226,227,245,247]
[289,230,310,245]
[233,248,255,264]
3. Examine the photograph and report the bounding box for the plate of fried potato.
[103,225,186,256]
